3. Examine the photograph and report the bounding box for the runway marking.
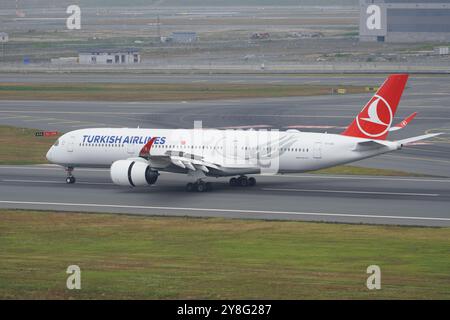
[279,174,450,183]
[382,154,450,164]
[0,200,449,222]
[23,117,58,122]
[262,188,440,197]
[1,110,449,120]
[47,120,83,125]
[403,147,449,154]
[1,179,113,185]
[0,115,33,120]
[218,124,272,129]
[284,125,346,129]
[0,166,109,172]
[0,165,449,182]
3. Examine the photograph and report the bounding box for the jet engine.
[110,160,159,187]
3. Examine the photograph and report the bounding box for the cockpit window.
[53,139,60,147]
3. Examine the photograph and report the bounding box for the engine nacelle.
[110,160,159,187]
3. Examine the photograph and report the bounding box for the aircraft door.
[127,142,134,154]
[313,142,322,159]
[67,136,75,152]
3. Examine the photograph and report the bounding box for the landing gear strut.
[65,167,76,184]
[229,176,256,187]
[186,180,212,192]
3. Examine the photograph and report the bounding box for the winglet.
[389,112,417,132]
[139,137,157,159]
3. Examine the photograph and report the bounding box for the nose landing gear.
[65,167,76,184]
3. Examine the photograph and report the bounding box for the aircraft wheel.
[239,176,248,187]
[229,178,238,186]
[186,183,195,192]
[66,176,75,184]
[196,182,206,192]
[248,177,256,186]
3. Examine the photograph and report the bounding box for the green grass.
[0,126,61,165]
[0,83,368,101]
[313,165,428,177]
[0,209,448,299]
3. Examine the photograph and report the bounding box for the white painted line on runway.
[0,165,449,182]
[0,200,449,222]
[1,179,113,185]
[262,188,440,197]
[23,117,58,122]
[0,115,33,120]
[277,174,450,183]
[0,165,109,172]
[382,154,450,164]
[47,121,83,125]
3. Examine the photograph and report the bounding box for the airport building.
[78,48,140,65]
[170,32,198,43]
[359,0,450,42]
[0,32,8,43]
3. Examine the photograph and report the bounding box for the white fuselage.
[46,128,400,176]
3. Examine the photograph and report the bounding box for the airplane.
[46,74,441,192]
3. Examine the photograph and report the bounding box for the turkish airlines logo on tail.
[356,95,393,138]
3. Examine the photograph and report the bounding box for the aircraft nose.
[46,148,53,162]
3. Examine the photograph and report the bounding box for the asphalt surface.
[0,74,449,225]
[0,165,449,226]
[0,75,448,176]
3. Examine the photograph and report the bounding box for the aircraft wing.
[165,153,219,173]
[396,132,443,146]
[138,138,258,175]
[143,151,259,176]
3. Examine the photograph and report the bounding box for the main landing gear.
[65,167,76,184]
[229,176,256,187]
[186,180,213,192]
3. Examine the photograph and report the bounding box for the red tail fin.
[342,74,409,140]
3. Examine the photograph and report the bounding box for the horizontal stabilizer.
[397,133,443,146]
[389,112,417,132]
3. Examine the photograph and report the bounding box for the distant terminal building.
[170,32,198,43]
[360,0,450,42]
[78,48,140,65]
[435,46,449,55]
[0,32,9,43]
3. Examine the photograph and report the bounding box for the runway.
[0,165,449,226]
[0,74,449,176]
[0,74,449,226]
